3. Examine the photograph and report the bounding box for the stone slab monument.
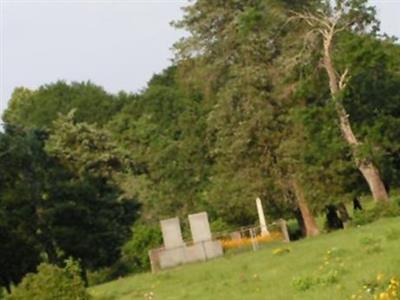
[188,212,223,260]
[159,217,186,268]
[188,212,212,242]
[160,217,184,249]
[256,197,270,236]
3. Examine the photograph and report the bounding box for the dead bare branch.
[339,68,350,90]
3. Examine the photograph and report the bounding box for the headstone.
[159,217,186,269]
[184,244,206,263]
[256,197,269,236]
[160,217,184,249]
[202,240,223,258]
[188,212,223,259]
[188,212,212,243]
[279,219,290,243]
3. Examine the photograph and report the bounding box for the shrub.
[210,219,232,234]
[287,220,303,241]
[352,202,400,226]
[89,223,163,286]
[6,259,90,300]
[120,224,162,273]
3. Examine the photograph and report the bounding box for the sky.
[0,0,399,118]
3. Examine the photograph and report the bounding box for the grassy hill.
[90,217,400,300]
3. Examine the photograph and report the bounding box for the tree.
[3,81,125,130]
[108,67,212,221]
[0,122,139,285]
[291,0,389,202]
[45,112,140,273]
[0,225,40,293]
[173,0,321,231]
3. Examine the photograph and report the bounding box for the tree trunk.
[292,180,320,237]
[322,34,389,203]
[337,203,351,223]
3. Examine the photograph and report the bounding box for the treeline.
[1,0,400,293]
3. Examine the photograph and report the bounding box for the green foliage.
[2,0,400,289]
[209,219,232,234]
[0,125,139,283]
[120,224,162,273]
[6,260,90,300]
[3,81,125,129]
[352,203,400,226]
[45,110,131,178]
[287,219,303,241]
[108,66,211,221]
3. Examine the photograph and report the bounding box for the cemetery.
[2,0,400,299]
[149,199,289,272]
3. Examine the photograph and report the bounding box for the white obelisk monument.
[256,197,269,236]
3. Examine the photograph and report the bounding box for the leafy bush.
[6,259,90,300]
[120,224,162,273]
[287,220,303,241]
[352,209,376,226]
[352,202,400,226]
[88,224,162,286]
[210,219,232,234]
[88,224,163,286]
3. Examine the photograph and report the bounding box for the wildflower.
[378,292,389,300]
[377,272,385,282]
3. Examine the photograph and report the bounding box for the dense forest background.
[1,0,400,293]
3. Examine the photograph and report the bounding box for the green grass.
[91,217,400,300]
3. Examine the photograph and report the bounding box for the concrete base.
[203,240,223,259]
[159,247,186,269]
[184,244,206,263]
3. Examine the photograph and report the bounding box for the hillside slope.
[91,218,400,300]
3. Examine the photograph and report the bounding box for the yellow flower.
[379,292,390,300]
[377,272,385,282]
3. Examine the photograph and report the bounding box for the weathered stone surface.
[160,217,184,249]
[256,197,269,236]
[188,212,212,243]
[184,244,206,263]
[203,240,223,259]
[159,247,186,269]
[151,213,223,271]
